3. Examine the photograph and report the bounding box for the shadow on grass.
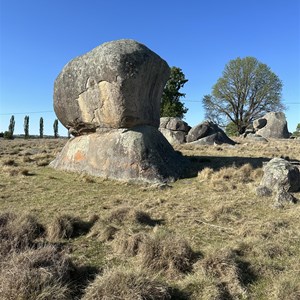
[182,155,271,179]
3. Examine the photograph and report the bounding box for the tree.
[160,67,188,119]
[203,57,284,134]
[8,115,15,137]
[225,122,239,137]
[53,119,59,138]
[24,116,29,138]
[39,117,44,138]
[292,123,300,138]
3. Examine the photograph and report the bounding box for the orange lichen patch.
[74,151,85,162]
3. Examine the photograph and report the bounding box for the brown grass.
[47,214,95,240]
[0,138,300,299]
[0,212,45,255]
[139,229,195,277]
[0,245,73,300]
[82,268,171,300]
[199,248,246,299]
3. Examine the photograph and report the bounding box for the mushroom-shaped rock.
[51,40,190,183]
[54,39,170,134]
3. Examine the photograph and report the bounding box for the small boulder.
[186,121,236,145]
[254,112,290,139]
[260,158,300,193]
[244,133,268,143]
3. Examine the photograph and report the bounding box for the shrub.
[82,268,171,300]
[3,131,13,139]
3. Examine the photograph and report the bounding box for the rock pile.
[50,39,189,183]
[159,117,190,144]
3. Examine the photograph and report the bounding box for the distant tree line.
[0,116,60,139]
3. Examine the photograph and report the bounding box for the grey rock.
[50,125,190,183]
[260,158,300,193]
[159,128,186,145]
[274,188,298,204]
[254,112,290,139]
[159,117,190,133]
[256,185,273,197]
[54,39,170,133]
[159,117,190,144]
[186,121,236,145]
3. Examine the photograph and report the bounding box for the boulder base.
[50,126,189,183]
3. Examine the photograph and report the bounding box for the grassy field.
[1,137,300,299]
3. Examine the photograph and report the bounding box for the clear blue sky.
[0,0,299,136]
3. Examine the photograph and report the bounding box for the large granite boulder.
[254,112,290,139]
[50,126,188,183]
[51,40,190,183]
[159,117,190,144]
[186,121,236,145]
[54,39,170,134]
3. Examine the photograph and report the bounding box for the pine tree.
[24,116,29,138]
[53,119,59,138]
[39,117,44,138]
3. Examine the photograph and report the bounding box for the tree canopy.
[160,67,188,119]
[203,57,284,134]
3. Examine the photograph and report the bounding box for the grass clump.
[114,231,149,256]
[200,248,246,299]
[0,245,73,300]
[48,214,96,240]
[139,230,195,276]
[0,212,45,255]
[107,206,157,226]
[82,268,171,300]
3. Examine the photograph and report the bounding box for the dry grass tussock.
[107,206,158,226]
[112,229,195,277]
[82,267,172,300]
[198,163,263,186]
[0,212,45,255]
[0,245,74,300]
[48,214,98,240]
[199,248,246,299]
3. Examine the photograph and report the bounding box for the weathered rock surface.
[54,39,170,134]
[260,158,300,192]
[50,126,189,183]
[186,121,236,145]
[159,117,190,144]
[254,112,290,139]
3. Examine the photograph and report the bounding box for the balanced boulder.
[159,117,190,144]
[186,121,236,145]
[54,39,170,133]
[51,40,189,183]
[254,112,290,139]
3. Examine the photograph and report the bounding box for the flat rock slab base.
[50,126,189,183]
